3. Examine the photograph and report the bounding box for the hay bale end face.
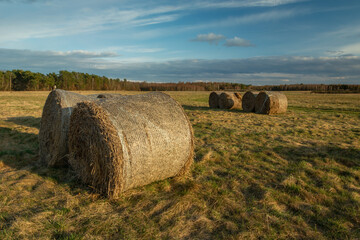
[39,89,92,167]
[208,92,220,108]
[69,92,194,198]
[218,92,242,110]
[255,91,288,114]
[242,91,259,112]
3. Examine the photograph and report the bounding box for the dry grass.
[0,90,360,239]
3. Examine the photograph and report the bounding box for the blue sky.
[1,0,360,84]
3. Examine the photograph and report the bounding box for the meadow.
[0,91,359,239]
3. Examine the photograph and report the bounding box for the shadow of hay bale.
[274,144,360,168]
[0,126,93,195]
[271,144,360,238]
[243,183,267,202]
[182,105,244,113]
[6,116,41,129]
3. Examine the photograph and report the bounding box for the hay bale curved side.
[208,92,220,108]
[242,91,259,112]
[218,92,242,109]
[88,93,123,99]
[255,91,288,114]
[39,89,92,167]
[234,92,242,100]
[68,92,194,198]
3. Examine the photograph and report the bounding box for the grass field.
[0,91,359,239]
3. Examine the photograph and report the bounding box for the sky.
[1,0,360,85]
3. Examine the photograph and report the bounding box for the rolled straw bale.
[90,93,122,99]
[218,92,242,109]
[39,89,94,167]
[234,92,242,99]
[68,92,194,198]
[255,91,288,114]
[242,91,259,112]
[208,91,220,108]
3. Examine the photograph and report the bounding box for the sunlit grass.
[0,91,359,239]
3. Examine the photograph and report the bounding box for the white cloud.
[105,46,165,54]
[320,25,360,40]
[196,0,305,9]
[190,33,226,45]
[216,9,300,26]
[325,50,345,56]
[181,8,302,33]
[0,5,183,43]
[242,9,297,22]
[0,0,305,43]
[52,50,119,58]
[0,0,47,2]
[224,37,254,47]
[1,48,359,84]
[309,24,360,57]
[339,42,360,55]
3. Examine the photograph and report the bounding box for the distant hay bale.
[242,91,259,112]
[255,91,288,114]
[208,92,220,108]
[68,92,194,198]
[234,92,242,99]
[218,92,242,109]
[93,93,122,99]
[97,94,110,98]
[39,89,93,167]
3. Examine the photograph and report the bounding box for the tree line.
[0,70,248,91]
[0,70,127,91]
[0,70,359,92]
[249,83,360,93]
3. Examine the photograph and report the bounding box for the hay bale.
[218,92,242,109]
[39,89,94,167]
[255,91,288,114]
[234,92,242,99]
[68,92,194,198]
[91,93,122,99]
[208,92,220,108]
[242,91,259,112]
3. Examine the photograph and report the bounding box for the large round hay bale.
[255,91,288,114]
[218,92,242,109]
[208,91,220,108]
[90,93,122,99]
[39,89,93,167]
[68,92,194,198]
[242,91,259,112]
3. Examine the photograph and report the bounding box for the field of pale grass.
[0,91,359,239]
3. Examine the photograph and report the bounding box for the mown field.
[0,91,359,239]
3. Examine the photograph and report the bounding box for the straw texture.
[255,91,288,114]
[208,92,220,108]
[68,92,194,198]
[218,92,242,109]
[39,89,94,167]
[242,91,259,112]
[93,93,122,99]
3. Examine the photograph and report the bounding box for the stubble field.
[0,91,359,239]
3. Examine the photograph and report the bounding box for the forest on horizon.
[1,69,359,93]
